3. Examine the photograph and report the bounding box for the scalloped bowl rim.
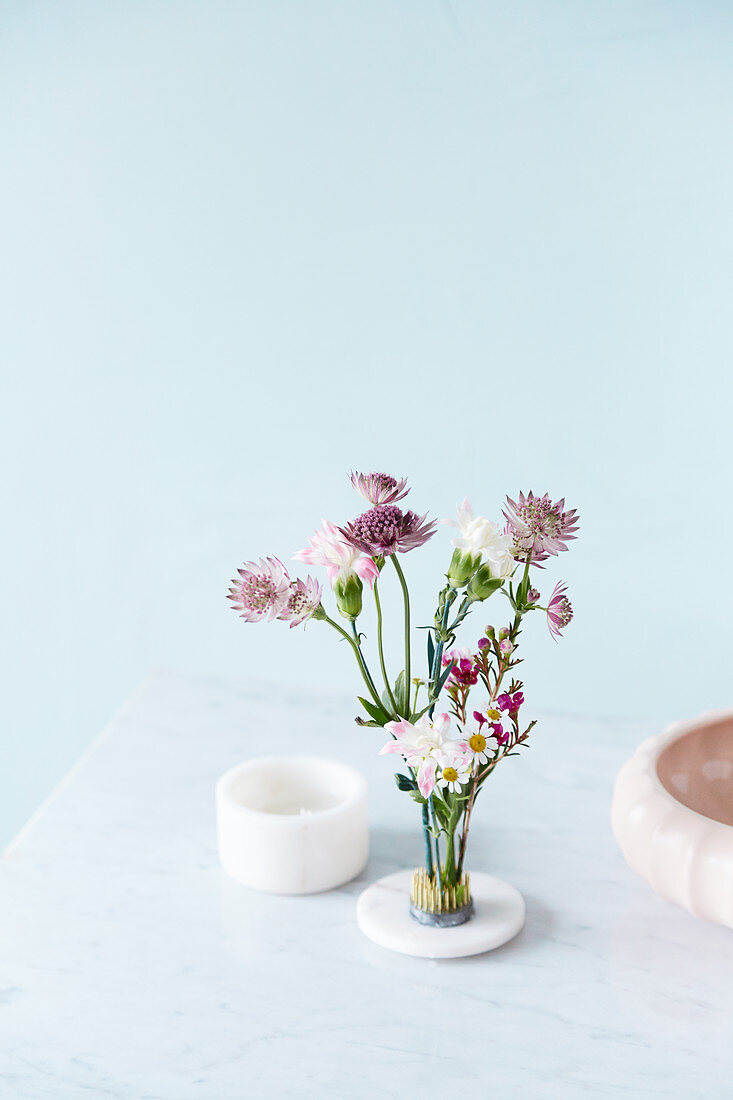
[611,708,733,929]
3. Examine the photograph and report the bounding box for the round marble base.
[357,870,525,958]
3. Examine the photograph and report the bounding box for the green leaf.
[431,796,451,828]
[394,772,417,792]
[409,789,427,805]
[409,702,432,722]
[358,696,390,726]
[394,670,409,715]
[435,660,454,695]
[427,630,435,675]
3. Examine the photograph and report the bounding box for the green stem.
[456,555,534,876]
[422,802,434,876]
[429,796,441,877]
[373,578,399,717]
[322,613,383,711]
[350,619,382,706]
[429,589,456,715]
[444,827,456,887]
[391,556,411,713]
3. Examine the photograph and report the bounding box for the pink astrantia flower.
[350,470,409,506]
[294,521,379,588]
[546,581,573,640]
[278,576,322,629]
[379,712,466,797]
[339,505,437,557]
[227,557,291,623]
[503,491,579,564]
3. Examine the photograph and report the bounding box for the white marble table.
[2,673,731,1099]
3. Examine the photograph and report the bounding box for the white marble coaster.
[357,870,525,958]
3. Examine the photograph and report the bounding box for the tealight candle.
[216,755,369,894]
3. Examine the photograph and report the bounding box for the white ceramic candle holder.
[216,755,368,894]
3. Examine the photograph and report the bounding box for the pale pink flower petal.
[227,557,291,623]
[417,757,438,798]
[504,491,579,564]
[353,555,380,587]
[277,575,322,628]
[350,471,410,506]
[546,581,573,640]
[294,520,378,589]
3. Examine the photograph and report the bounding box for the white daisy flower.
[437,761,472,794]
[465,729,499,765]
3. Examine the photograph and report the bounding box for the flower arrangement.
[228,473,578,924]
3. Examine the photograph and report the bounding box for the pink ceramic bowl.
[612,710,733,929]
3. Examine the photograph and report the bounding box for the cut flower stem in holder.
[409,868,474,926]
[226,473,578,956]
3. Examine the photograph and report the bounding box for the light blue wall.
[2,1,732,848]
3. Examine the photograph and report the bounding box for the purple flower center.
[241,574,279,611]
[551,597,573,626]
[350,505,419,555]
[519,497,561,539]
[287,589,308,615]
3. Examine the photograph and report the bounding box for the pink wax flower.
[339,505,436,557]
[546,581,573,640]
[492,723,508,744]
[278,576,323,629]
[294,520,379,588]
[227,557,291,623]
[504,491,579,564]
[512,691,524,708]
[497,692,513,712]
[350,471,409,506]
[442,647,479,687]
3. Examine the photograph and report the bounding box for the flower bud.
[527,587,540,605]
[446,548,481,588]
[334,574,364,620]
[498,627,510,641]
[499,638,514,657]
[484,625,495,640]
[466,565,504,602]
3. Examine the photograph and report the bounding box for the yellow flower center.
[442,766,458,782]
[486,708,501,721]
[469,733,486,753]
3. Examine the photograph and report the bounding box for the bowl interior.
[226,758,359,816]
[656,716,733,826]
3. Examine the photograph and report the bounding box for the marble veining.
[1,672,732,1098]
